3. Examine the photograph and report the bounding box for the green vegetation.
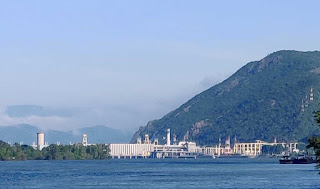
[307,110,320,172]
[132,50,320,145]
[0,141,109,161]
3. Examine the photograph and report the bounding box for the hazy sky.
[0,0,319,131]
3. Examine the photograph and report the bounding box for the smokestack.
[167,129,171,146]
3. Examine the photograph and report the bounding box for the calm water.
[0,158,319,189]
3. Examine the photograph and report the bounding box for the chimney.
[167,129,171,146]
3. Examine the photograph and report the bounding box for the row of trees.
[0,141,109,161]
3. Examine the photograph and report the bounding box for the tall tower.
[218,136,221,156]
[173,134,177,145]
[144,134,150,144]
[167,129,171,146]
[137,137,142,144]
[82,134,88,146]
[233,135,238,153]
[37,133,45,150]
[310,88,314,102]
[225,136,231,155]
[225,136,231,148]
[301,99,305,112]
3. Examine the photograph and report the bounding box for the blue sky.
[0,0,319,131]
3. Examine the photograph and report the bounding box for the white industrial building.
[108,129,299,159]
[109,143,154,158]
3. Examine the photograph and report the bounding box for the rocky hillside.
[131,50,320,145]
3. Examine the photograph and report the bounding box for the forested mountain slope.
[131,50,320,145]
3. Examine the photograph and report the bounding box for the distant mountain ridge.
[1,105,134,144]
[0,125,132,145]
[131,50,320,145]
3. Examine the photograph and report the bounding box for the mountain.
[0,125,133,145]
[131,50,320,145]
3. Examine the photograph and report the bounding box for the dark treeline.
[0,141,109,161]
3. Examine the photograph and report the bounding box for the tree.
[307,110,320,173]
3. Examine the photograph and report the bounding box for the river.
[0,157,319,188]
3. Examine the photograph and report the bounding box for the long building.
[233,140,298,156]
[109,143,154,158]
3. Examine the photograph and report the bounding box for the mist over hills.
[6,105,73,117]
[132,50,320,145]
[0,124,132,145]
[0,105,134,144]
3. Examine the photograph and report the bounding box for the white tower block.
[82,134,88,146]
[37,133,45,150]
